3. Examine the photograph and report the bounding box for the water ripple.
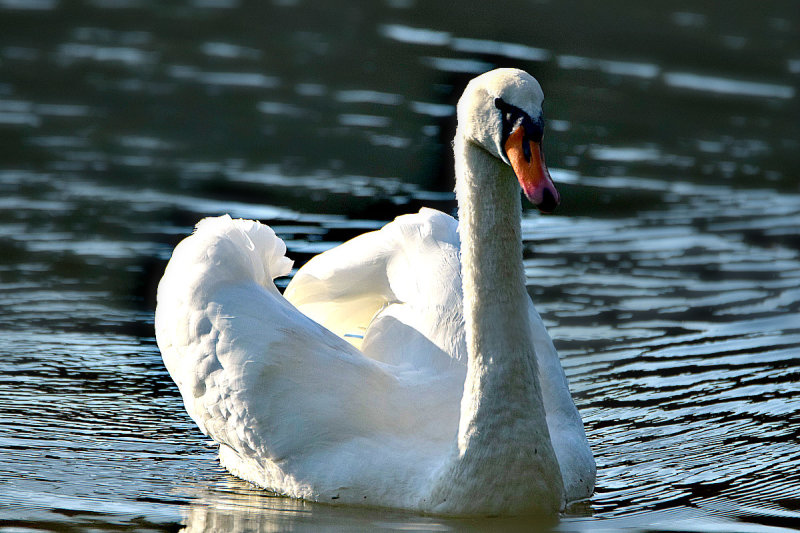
[1,1,799,530]
[663,72,796,99]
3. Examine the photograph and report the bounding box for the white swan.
[155,68,595,516]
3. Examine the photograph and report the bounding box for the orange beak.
[504,125,560,213]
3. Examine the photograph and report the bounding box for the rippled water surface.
[1,1,799,531]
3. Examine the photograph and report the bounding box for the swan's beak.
[504,125,560,213]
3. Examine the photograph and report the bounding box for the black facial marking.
[495,97,544,163]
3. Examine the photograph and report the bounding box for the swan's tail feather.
[156,215,293,375]
[192,215,293,286]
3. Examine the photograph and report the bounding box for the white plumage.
[155,68,595,515]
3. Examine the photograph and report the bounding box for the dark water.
[1,1,799,531]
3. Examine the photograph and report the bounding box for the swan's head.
[457,68,560,213]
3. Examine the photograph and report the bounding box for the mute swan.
[155,68,595,516]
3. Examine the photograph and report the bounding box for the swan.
[155,68,595,516]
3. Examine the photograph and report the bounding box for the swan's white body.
[155,69,595,515]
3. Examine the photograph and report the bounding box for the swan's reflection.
[180,476,444,532]
[179,476,564,532]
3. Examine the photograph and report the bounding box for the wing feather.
[156,217,417,464]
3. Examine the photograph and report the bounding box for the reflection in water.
[181,477,572,532]
[181,478,460,533]
[0,0,799,530]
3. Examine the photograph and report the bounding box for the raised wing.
[285,208,467,370]
[154,215,457,501]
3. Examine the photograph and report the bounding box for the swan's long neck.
[437,133,563,513]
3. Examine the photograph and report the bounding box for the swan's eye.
[495,97,544,156]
